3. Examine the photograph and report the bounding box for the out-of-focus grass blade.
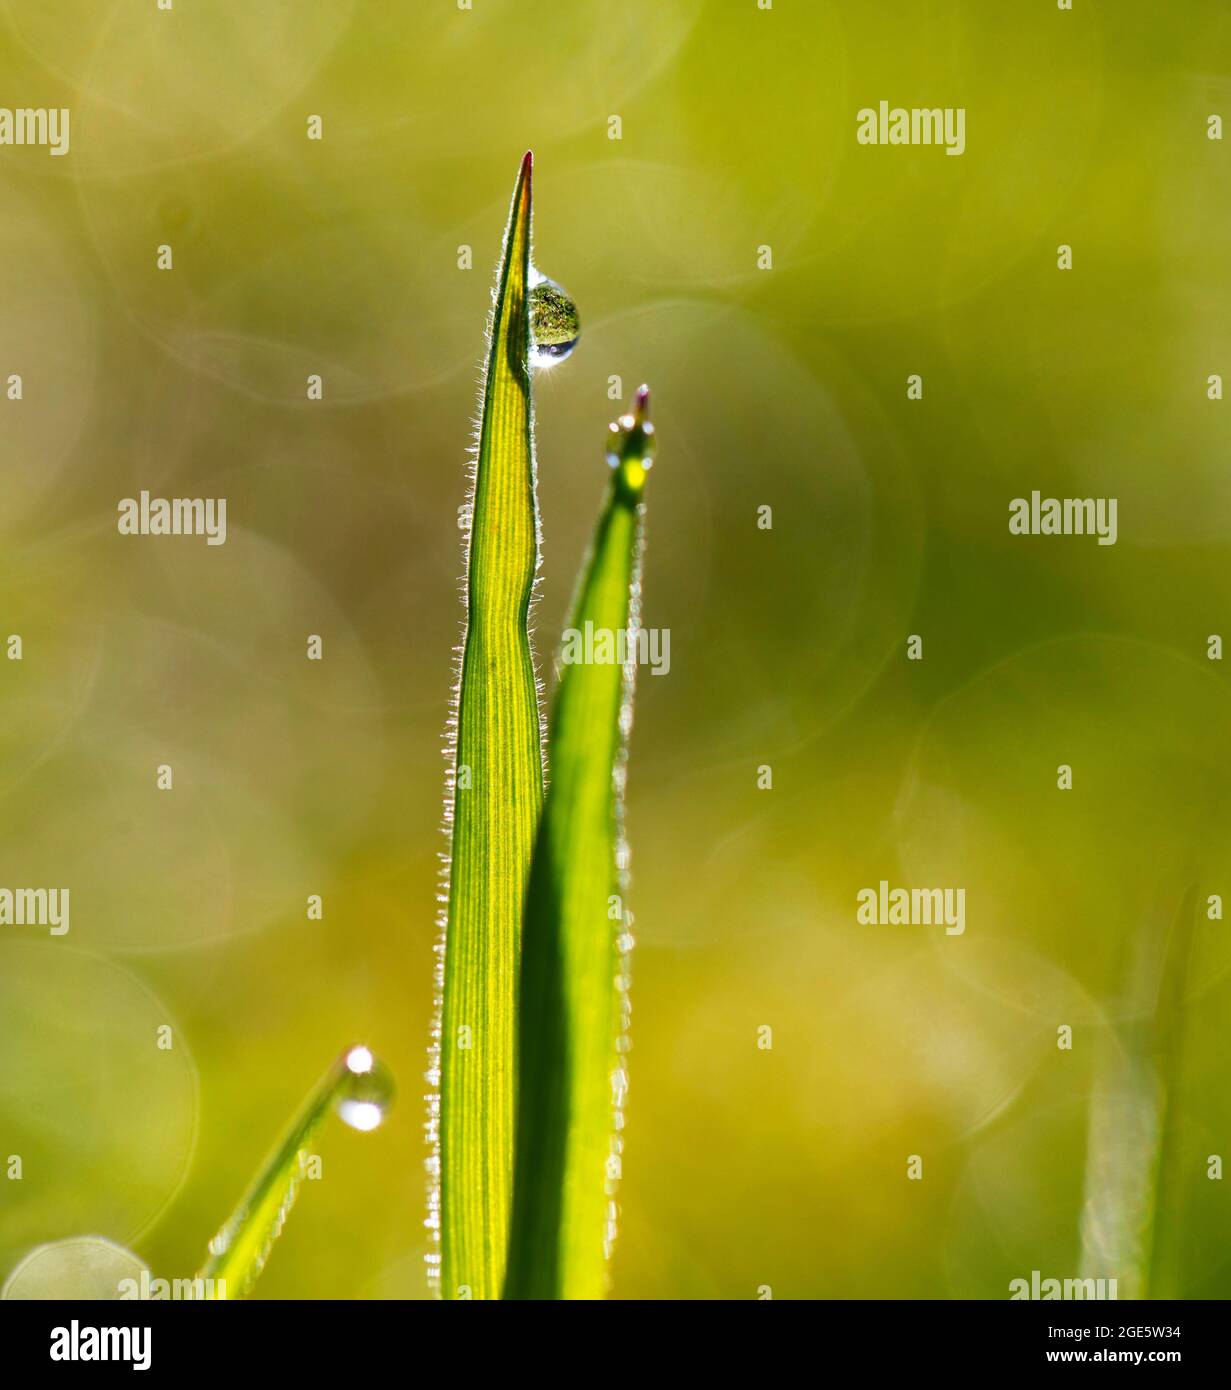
[433,151,545,1300]
[1079,1033,1162,1299]
[199,1046,393,1300]
[1079,886,1196,1299]
[504,388,655,1300]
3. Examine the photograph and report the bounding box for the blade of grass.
[1143,884,1198,1298]
[431,151,546,1300]
[198,1046,394,1299]
[504,388,655,1300]
[1079,885,1197,1298]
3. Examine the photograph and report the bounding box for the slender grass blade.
[1079,886,1197,1298]
[432,151,546,1300]
[504,388,655,1300]
[199,1046,393,1299]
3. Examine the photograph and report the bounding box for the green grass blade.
[198,1046,394,1299]
[1079,886,1197,1299]
[1143,885,1198,1298]
[433,151,546,1300]
[504,388,655,1301]
[1079,1030,1163,1299]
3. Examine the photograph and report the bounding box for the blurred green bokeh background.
[1,0,1230,1299]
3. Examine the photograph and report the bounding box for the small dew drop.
[606,386,655,496]
[529,267,580,366]
[336,1046,395,1132]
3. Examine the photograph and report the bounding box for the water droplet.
[529,268,580,366]
[336,1045,395,1132]
[606,385,655,497]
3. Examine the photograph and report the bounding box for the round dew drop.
[335,1046,396,1132]
[605,385,655,498]
[528,268,580,366]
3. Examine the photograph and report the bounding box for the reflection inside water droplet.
[529,267,580,366]
[336,1045,395,1131]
